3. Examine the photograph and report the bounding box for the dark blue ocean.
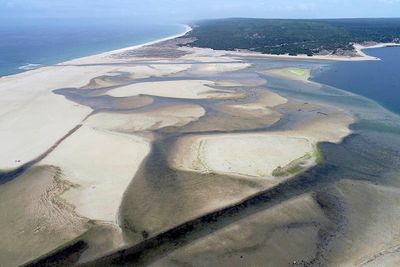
[0,18,185,77]
[313,47,400,115]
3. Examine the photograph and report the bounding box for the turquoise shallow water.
[0,18,185,77]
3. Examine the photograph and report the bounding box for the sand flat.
[219,90,288,118]
[0,65,117,171]
[193,63,252,73]
[40,126,151,222]
[262,67,311,82]
[170,133,315,178]
[150,194,330,267]
[107,80,242,99]
[297,110,354,143]
[119,64,192,80]
[170,107,353,178]
[85,103,205,133]
[322,180,400,266]
[0,166,89,267]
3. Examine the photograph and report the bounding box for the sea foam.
[18,64,42,71]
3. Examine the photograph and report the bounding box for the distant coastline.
[61,25,192,64]
[0,23,189,78]
[226,42,400,61]
[184,18,400,61]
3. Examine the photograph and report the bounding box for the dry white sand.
[179,46,236,62]
[84,64,193,88]
[170,133,315,177]
[0,45,210,173]
[353,42,400,61]
[170,108,353,178]
[119,64,192,80]
[107,80,243,99]
[0,61,194,172]
[193,63,251,73]
[85,104,205,133]
[0,65,111,171]
[40,126,151,222]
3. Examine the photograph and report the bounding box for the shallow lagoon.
[313,46,400,115]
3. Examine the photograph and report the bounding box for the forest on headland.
[185,18,400,56]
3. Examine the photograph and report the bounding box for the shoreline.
[4,24,398,80]
[0,24,192,79]
[228,42,400,61]
[61,24,192,65]
[3,24,399,81]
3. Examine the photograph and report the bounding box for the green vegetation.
[272,147,324,177]
[186,18,400,56]
[314,146,325,164]
[272,164,306,177]
[286,68,310,78]
[272,154,311,177]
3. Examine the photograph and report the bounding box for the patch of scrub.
[272,151,315,177]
